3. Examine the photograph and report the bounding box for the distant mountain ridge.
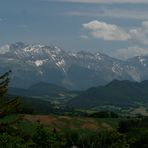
[8,82,69,98]
[68,80,148,109]
[1,42,148,89]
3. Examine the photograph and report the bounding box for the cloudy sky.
[0,0,148,59]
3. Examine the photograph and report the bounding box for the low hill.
[68,80,148,109]
[8,82,69,98]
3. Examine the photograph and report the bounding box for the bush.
[33,124,66,148]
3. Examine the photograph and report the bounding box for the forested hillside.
[68,80,148,109]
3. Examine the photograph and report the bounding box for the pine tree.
[0,70,11,102]
[0,71,20,117]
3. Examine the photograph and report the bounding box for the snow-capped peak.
[54,46,62,53]
[23,45,45,52]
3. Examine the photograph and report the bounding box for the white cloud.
[66,9,148,20]
[82,20,131,41]
[142,21,148,28]
[130,21,148,45]
[21,25,28,28]
[0,45,10,54]
[54,0,148,4]
[0,18,7,22]
[82,20,148,44]
[19,24,28,29]
[80,35,88,39]
[111,46,148,60]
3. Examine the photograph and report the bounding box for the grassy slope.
[23,114,121,133]
[0,114,121,135]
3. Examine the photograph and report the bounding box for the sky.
[0,0,148,59]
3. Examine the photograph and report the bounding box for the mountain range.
[1,42,148,90]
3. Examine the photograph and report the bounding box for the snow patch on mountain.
[138,56,147,67]
[55,59,66,73]
[0,45,10,54]
[54,46,62,53]
[69,53,77,57]
[112,62,123,75]
[35,60,44,67]
[95,52,102,60]
[56,59,65,67]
